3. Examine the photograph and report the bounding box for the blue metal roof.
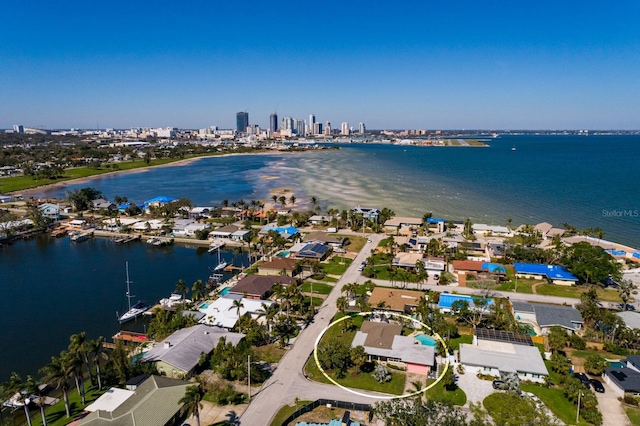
[427,217,445,223]
[438,293,494,309]
[513,263,578,281]
[143,196,177,205]
[481,262,506,274]
[263,225,299,235]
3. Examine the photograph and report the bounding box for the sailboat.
[117,261,150,323]
[213,247,228,272]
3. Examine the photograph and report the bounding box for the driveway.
[595,380,630,426]
[455,367,495,406]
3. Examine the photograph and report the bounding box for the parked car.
[590,379,605,393]
[573,373,591,388]
[492,380,505,390]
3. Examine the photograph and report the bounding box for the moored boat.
[117,261,150,323]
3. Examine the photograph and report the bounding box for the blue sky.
[1,1,639,130]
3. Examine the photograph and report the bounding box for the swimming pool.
[414,333,437,346]
[609,361,626,369]
[219,287,231,296]
[199,302,211,310]
[276,250,290,258]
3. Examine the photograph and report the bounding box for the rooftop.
[229,275,296,298]
[513,263,578,281]
[512,301,583,330]
[367,287,425,312]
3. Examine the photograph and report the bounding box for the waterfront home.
[131,219,163,232]
[295,242,330,260]
[68,218,87,229]
[351,206,380,221]
[171,219,210,237]
[513,262,579,285]
[188,206,213,219]
[39,202,60,220]
[258,258,299,276]
[228,275,297,300]
[351,321,435,374]
[78,375,191,426]
[92,198,117,212]
[472,223,513,237]
[259,224,299,240]
[209,224,239,239]
[367,287,425,313]
[426,217,445,233]
[198,295,274,329]
[141,324,244,378]
[308,215,330,225]
[459,328,548,384]
[383,216,423,235]
[512,301,583,335]
[102,217,141,231]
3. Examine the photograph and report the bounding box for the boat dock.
[112,234,141,244]
[208,239,226,253]
[69,230,94,242]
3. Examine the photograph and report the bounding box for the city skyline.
[1,1,639,130]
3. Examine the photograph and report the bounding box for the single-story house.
[295,242,330,260]
[513,263,579,285]
[172,219,210,237]
[260,224,299,240]
[230,229,252,241]
[258,258,299,277]
[102,217,141,231]
[131,219,164,231]
[452,260,506,281]
[78,375,191,426]
[39,203,60,220]
[392,252,424,269]
[459,329,548,383]
[228,275,297,300]
[604,368,640,397]
[512,301,583,335]
[304,231,345,248]
[617,311,640,330]
[351,321,435,374]
[209,224,240,239]
[68,218,87,229]
[189,206,213,219]
[426,218,445,233]
[351,206,380,221]
[308,215,330,225]
[198,295,275,329]
[141,324,244,378]
[92,198,117,212]
[423,257,446,273]
[367,287,425,313]
[472,224,513,237]
[384,217,424,234]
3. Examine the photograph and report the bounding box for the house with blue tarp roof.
[143,196,178,210]
[438,293,494,314]
[260,225,299,240]
[426,217,445,233]
[514,262,578,285]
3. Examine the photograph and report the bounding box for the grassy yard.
[0,158,187,193]
[495,279,535,294]
[344,235,366,254]
[424,378,467,406]
[446,334,473,351]
[321,257,352,275]
[521,384,590,425]
[320,276,338,283]
[32,382,106,426]
[253,343,287,363]
[569,348,625,362]
[536,284,622,302]
[626,406,640,426]
[300,282,333,295]
[269,400,312,426]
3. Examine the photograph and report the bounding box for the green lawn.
[521,384,590,425]
[536,284,622,302]
[300,282,334,295]
[321,257,352,275]
[446,334,473,351]
[496,280,534,294]
[569,349,624,362]
[33,382,106,426]
[424,379,467,405]
[344,235,366,253]
[252,343,286,363]
[626,407,640,426]
[269,400,312,426]
[304,296,324,307]
[320,276,338,283]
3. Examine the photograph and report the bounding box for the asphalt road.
[239,233,387,425]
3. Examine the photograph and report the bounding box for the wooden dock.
[112,234,141,244]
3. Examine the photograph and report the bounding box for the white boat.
[213,246,227,272]
[159,293,190,308]
[118,262,150,323]
[511,146,516,151]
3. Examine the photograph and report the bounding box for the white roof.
[69,219,86,225]
[460,341,548,376]
[131,220,163,230]
[473,224,511,234]
[617,311,640,330]
[199,297,274,329]
[103,218,141,226]
[84,388,134,412]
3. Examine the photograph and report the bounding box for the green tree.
[66,187,103,211]
[619,279,638,309]
[317,338,352,378]
[175,279,188,307]
[350,345,367,372]
[584,354,607,376]
[548,326,569,352]
[336,296,348,316]
[179,385,204,426]
[229,299,245,318]
[40,353,74,418]
[26,374,48,426]
[561,241,622,284]
[549,351,571,375]
[374,399,470,426]
[192,279,204,302]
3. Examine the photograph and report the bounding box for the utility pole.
[576,390,582,424]
[248,354,251,401]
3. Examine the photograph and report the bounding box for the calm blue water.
[4,134,639,380]
[0,236,245,380]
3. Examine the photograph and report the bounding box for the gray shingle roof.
[460,343,548,376]
[513,302,583,331]
[605,368,640,393]
[78,376,191,426]
[351,322,435,366]
[141,324,244,373]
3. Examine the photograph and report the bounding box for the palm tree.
[69,332,93,386]
[67,351,86,405]
[175,279,188,307]
[229,299,245,317]
[256,302,279,334]
[40,353,73,418]
[289,195,296,208]
[336,296,348,315]
[6,373,31,426]
[26,375,47,426]
[278,195,287,209]
[271,194,278,209]
[87,337,106,390]
[310,196,319,212]
[179,385,203,426]
[192,279,204,302]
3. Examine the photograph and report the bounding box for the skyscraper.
[309,114,316,135]
[270,113,278,132]
[295,119,305,135]
[236,111,249,132]
[341,122,349,135]
[359,122,366,134]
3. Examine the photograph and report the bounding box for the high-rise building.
[282,116,294,131]
[13,125,24,133]
[309,114,316,134]
[324,122,332,136]
[341,122,349,135]
[359,122,366,134]
[270,113,278,132]
[236,112,249,132]
[314,122,323,135]
[295,119,305,135]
